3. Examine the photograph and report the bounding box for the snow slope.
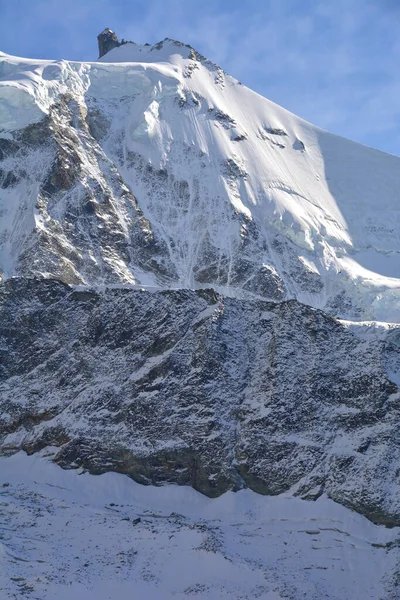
[0,39,400,320]
[1,451,399,600]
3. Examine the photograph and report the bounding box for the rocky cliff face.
[0,95,175,285]
[1,277,399,525]
[97,29,121,59]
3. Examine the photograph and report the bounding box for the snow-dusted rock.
[1,277,399,524]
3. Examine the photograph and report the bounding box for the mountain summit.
[0,32,399,321]
[97,28,122,58]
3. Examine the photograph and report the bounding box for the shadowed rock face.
[97,29,121,58]
[1,277,399,525]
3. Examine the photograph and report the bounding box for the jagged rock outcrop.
[97,28,121,59]
[0,94,175,285]
[1,277,399,525]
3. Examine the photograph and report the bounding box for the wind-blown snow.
[0,40,399,321]
[1,451,399,600]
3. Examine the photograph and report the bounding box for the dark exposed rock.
[232,133,247,142]
[97,29,121,59]
[264,127,287,136]
[0,97,176,286]
[86,108,111,141]
[0,169,18,188]
[0,137,18,161]
[240,263,286,299]
[14,118,52,146]
[0,277,399,524]
[208,108,236,128]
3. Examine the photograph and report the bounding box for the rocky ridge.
[1,277,399,525]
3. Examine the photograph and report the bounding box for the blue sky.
[0,0,399,156]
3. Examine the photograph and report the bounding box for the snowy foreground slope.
[0,39,400,320]
[1,451,399,600]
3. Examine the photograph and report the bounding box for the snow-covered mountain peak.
[0,34,399,321]
[97,27,220,70]
[98,37,213,66]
